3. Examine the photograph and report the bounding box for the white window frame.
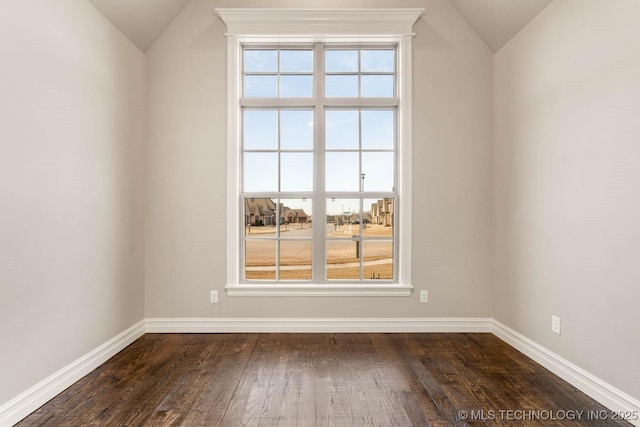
[217,8,422,296]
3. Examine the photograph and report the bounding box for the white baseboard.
[0,320,146,427]
[145,317,494,333]
[492,320,640,427]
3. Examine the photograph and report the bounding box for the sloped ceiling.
[450,0,553,52]
[88,0,554,54]
[88,0,191,52]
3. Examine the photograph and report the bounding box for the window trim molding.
[219,9,421,296]
[216,9,423,37]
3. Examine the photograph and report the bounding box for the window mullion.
[357,48,362,98]
[358,110,363,280]
[241,98,318,108]
[313,42,325,283]
[322,98,399,108]
[275,109,281,281]
[359,198,364,280]
[276,49,281,97]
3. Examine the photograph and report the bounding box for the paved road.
[245,224,393,272]
[245,258,392,271]
[247,224,374,238]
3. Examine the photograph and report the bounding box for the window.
[218,9,422,296]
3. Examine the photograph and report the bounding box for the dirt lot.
[246,263,392,280]
[245,223,393,280]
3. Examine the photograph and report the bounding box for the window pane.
[364,198,394,236]
[326,75,358,97]
[362,152,394,192]
[244,198,279,232]
[362,110,394,149]
[244,50,277,72]
[281,75,313,97]
[327,240,360,280]
[326,152,359,192]
[362,75,394,97]
[280,198,313,281]
[245,75,277,97]
[281,153,313,191]
[363,241,393,280]
[325,50,358,72]
[280,110,313,150]
[325,110,358,149]
[280,50,313,72]
[280,198,313,232]
[245,239,276,280]
[244,153,277,192]
[279,240,312,280]
[244,110,277,150]
[326,198,360,238]
[361,50,394,72]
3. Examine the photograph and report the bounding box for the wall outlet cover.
[551,315,561,335]
[420,290,428,303]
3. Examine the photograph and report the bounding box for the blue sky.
[245,49,394,98]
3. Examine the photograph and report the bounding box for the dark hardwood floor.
[17,333,630,426]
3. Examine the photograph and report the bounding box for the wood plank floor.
[16,333,630,426]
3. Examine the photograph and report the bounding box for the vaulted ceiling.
[88,0,553,53]
[449,0,553,52]
[87,0,191,52]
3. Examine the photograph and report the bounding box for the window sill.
[225,283,413,297]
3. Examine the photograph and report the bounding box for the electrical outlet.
[420,290,429,303]
[551,315,561,335]
[210,290,218,304]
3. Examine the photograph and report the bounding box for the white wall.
[0,0,146,403]
[144,0,493,318]
[494,0,640,399]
